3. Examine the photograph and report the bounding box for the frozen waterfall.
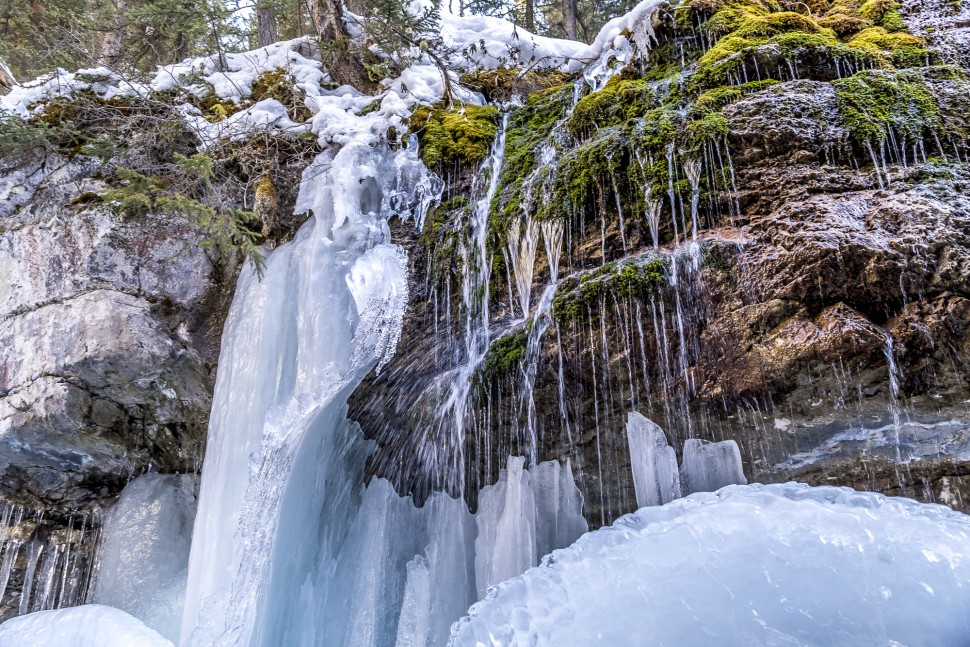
[178,133,434,645]
[89,473,197,642]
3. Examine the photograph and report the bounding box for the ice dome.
[450,483,970,646]
[0,604,173,646]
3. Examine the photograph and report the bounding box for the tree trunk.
[521,0,535,32]
[257,3,279,47]
[561,0,577,40]
[98,0,131,67]
[311,0,377,92]
[0,56,16,91]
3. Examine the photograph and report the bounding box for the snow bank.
[440,13,586,71]
[0,604,173,647]
[450,483,970,646]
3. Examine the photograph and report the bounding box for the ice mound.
[450,483,970,646]
[0,604,173,646]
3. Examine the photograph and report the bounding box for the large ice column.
[530,460,587,559]
[89,473,197,642]
[418,493,477,646]
[475,457,587,599]
[474,457,537,599]
[450,483,970,647]
[626,412,681,507]
[680,438,746,495]
[180,132,435,646]
[324,479,427,647]
[394,492,477,647]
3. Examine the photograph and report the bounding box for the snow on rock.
[0,604,174,647]
[569,0,669,90]
[450,483,970,646]
[439,12,587,71]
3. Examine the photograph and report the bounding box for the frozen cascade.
[450,483,970,647]
[179,132,435,646]
[626,413,680,507]
[89,473,197,642]
[680,438,747,495]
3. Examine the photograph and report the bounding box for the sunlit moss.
[409,102,501,168]
[834,69,940,146]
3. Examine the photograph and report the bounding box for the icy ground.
[450,483,970,646]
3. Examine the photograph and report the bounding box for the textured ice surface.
[626,413,681,507]
[0,604,173,646]
[89,473,197,642]
[475,458,587,599]
[451,483,970,647]
[680,437,747,495]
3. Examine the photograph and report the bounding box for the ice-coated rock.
[89,473,197,642]
[626,412,680,507]
[450,483,970,646]
[680,438,746,495]
[0,604,173,646]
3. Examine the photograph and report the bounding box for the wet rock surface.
[351,7,970,525]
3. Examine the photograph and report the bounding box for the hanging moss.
[552,257,670,323]
[834,69,940,147]
[568,73,664,139]
[409,102,501,169]
[684,0,928,94]
[488,84,573,244]
[694,79,781,112]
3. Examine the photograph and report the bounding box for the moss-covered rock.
[480,327,530,378]
[552,257,669,323]
[459,67,573,103]
[833,69,941,147]
[410,102,501,169]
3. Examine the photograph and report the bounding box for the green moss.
[250,68,312,122]
[552,257,669,323]
[488,84,573,246]
[410,102,501,169]
[694,79,780,112]
[568,74,662,139]
[878,8,906,32]
[459,68,572,102]
[686,0,926,94]
[834,69,940,146]
[480,327,530,377]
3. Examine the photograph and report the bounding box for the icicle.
[683,158,702,241]
[665,144,681,245]
[867,143,885,189]
[507,212,541,320]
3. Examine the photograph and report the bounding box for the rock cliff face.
[350,0,970,523]
[0,148,239,616]
[0,151,226,508]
